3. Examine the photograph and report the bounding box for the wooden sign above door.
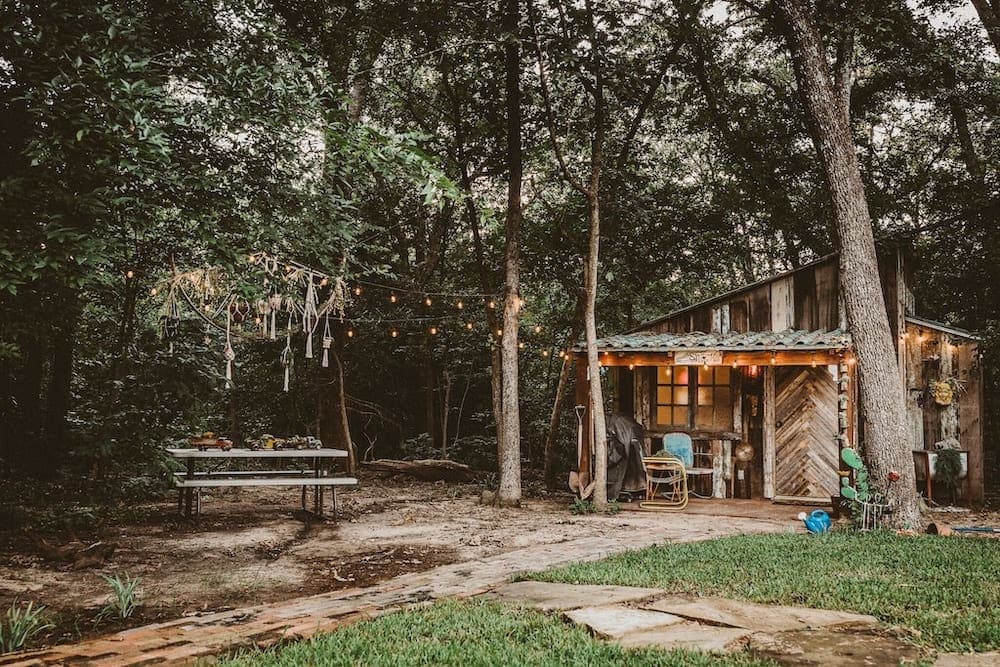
[674,350,723,366]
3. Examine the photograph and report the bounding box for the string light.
[518,341,525,349]
[542,350,550,357]
[390,293,397,303]
[40,242,46,250]
[466,322,474,330]
[354,285,362,296]
[533,324,542,334]
[429,325,438,335]
[320,277,329,286]
[391,328,399,338]
[496,328,503,337]
[347,328,355,338]
[488,299,496,309]
[126,270,134,279]
[770,352,777,365]
[456,300,464,309]
[628,363,635,370]
[425,295,433,306]
[731,360,738,368]
[558,350,566,359]
[149,287,158,296]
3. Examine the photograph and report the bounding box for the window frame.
[652,365,733,432]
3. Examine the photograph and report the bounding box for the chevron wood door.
[774,366,840,500]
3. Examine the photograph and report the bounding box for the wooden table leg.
[332,487,338,520]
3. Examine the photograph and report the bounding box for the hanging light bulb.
[810,354,817,368]
[466,321,474,330]
[347,328,355,338]
[390,293,397,303]
[425,295,433,306]
[391,328,399,338]
[542,349,550,357]
[429,325,438,335]
[703,362,710,371]
[518,341,525,349]
[248,254,257,264]
[457,300,464,310]
[770,352,777,365]
[628,363,635,370]
[320,277,329,287]
[149,287,158,296]
[125,269,134,279]
[354,285,362,296]
[254,316,262,325]
[558,350,566,359]
[40,242,46,250]
[534,324,542,334]
[496,328,503,337]
[731,360,738,369]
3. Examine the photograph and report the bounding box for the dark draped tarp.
[605,412,647,501]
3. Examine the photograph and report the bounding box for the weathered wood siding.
[902,321,984,501]
[774,366,840,500]
[642,256,842,335]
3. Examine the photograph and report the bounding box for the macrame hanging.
[281,312,294,392]
[321,314,332,368]
[223,307,236,387]
[303,277,318,358]
[268,288,282,340]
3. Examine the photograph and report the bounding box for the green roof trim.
[576,328,852,353]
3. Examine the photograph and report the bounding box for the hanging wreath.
[927,377,964,406]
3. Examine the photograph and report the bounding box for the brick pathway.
[3,513,788,665]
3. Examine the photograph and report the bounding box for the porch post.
[762,366,775,499]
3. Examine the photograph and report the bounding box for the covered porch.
[574,329,856,503]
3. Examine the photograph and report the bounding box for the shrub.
[98,573,141,621]
[0,601,53,654]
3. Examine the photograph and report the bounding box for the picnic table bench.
[167,447,357,519]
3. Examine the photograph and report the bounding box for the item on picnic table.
[187,432,234,451]
[246,434,322,450]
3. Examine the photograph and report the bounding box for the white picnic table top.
[166,447,348,459]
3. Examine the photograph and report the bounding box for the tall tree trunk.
[320,333,356,473]
[583,193,609,507]
[498,0,523,506]
[971,0,1000,55]
[45,299,80,459]
[777,0,920,527]
[543,295,584,490]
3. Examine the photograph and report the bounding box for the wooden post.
[762,366,776,499]
[959,342,984,502]
[575,358,592,485]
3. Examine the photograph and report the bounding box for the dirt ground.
[2,473,997,652]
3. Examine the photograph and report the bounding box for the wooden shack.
[575,249,984,503]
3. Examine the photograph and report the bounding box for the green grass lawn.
[224,600,776,667]
[524,531,1000,652]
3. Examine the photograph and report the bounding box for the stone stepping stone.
[485,581,660,611]
[748,628,922,666]
[642,595,879,633]
[935,652,1000,666]
[563,605,683,639]
[617,621,755,653]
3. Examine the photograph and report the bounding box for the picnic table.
[167,447,356,518]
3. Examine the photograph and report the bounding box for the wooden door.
[774,366,840,500]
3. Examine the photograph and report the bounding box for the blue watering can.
[798,509,832,534]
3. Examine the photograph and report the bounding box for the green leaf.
[841,448,863,470]
[840,486,857,500]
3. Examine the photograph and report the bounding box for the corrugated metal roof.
[576,329,852,353]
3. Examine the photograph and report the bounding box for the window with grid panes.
[655,366,690,427]
[654,365,733,431]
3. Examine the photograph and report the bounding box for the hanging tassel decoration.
[223,308,236,387]
[281,312,294,392]
[321,315,332,368]
[303,277,318,358]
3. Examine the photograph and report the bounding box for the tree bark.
[498,0,523,506]
[777,0,920,527]
[971,0,1000,55]
[543,294,584,490]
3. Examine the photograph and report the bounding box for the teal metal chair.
[660,433,715,498]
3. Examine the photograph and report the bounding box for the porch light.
[628,363,635,370]
[770,352,777,365]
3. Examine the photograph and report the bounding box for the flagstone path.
[5,514,992,666]
[2,514,787,666]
